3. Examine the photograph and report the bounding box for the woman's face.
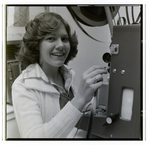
[39,25,70,68]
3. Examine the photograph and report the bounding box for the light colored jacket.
[12,63,83,138]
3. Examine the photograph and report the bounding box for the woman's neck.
[41,63,64,89]
[41,63,60,82]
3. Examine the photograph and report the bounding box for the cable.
[117,17,127,25]
[86,90,98,138]
[110,6,116,26]
[104,6,113,39]
[117,10,122,25]
[136,11,141,23]
[131,6,135,23]
[125,6,130,25]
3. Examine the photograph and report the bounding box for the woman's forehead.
[43,26,68,39]
[49,25,68,34]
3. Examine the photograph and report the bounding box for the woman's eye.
[48,37,55,41]
[62,37,69,42]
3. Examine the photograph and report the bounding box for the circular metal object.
[113,69,117,73]
[103,53,111,63]
[106,117,112,124]
[121,70,125,75]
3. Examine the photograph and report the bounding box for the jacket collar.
[22,63,75,93]
[22,63,49,83]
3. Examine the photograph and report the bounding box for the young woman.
[12,12,107,138]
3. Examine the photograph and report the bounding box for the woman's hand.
[71,66,107,111]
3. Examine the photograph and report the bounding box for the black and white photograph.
[1,1,149,143]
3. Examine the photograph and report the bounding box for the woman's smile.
[51,52,65,57]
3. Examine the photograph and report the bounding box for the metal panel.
[104,24,142,139]
[78,24,142,139]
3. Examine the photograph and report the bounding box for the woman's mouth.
[51,52,64,57]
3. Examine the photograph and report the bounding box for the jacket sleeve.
[12,81,83,138]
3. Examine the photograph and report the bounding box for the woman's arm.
[12,82,82,138]
[71,66,107,111]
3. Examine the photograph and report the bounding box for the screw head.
[121,70,125,75]
[106,117,112,124]
[113,69,117,73]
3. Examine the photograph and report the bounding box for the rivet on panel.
[121,70,125,75]
[113,69,117,73]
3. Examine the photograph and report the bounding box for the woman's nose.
[55,39,64,50]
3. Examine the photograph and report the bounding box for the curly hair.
[17,12,78,69]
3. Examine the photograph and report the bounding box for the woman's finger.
[86,68,107,78]
[88,74,103,84]
[84,66,105,75]
[91,81,103,90]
